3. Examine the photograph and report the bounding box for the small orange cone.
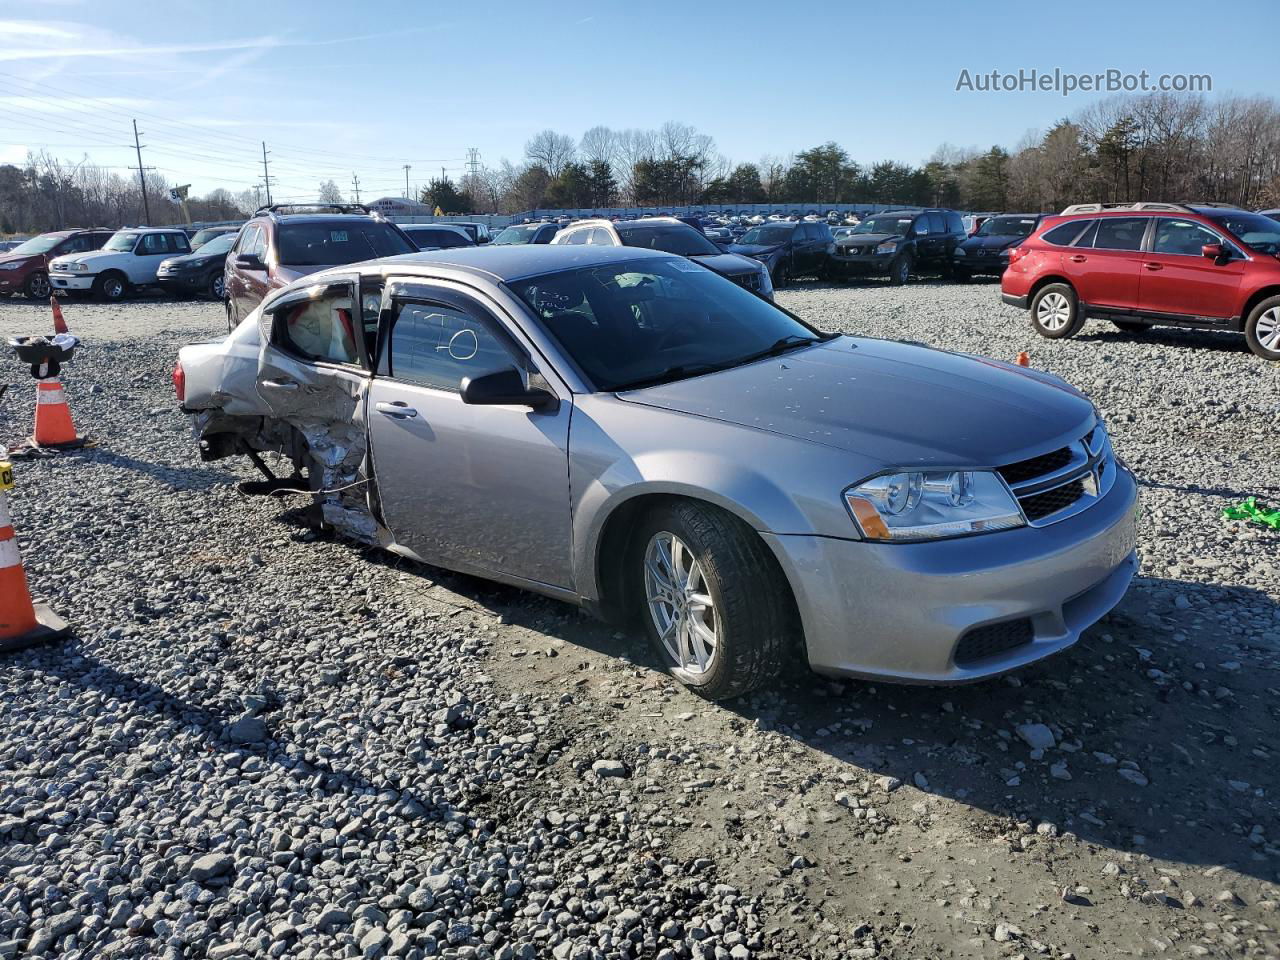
[1015,351,1030,367]
[49,295,68,335]
[33,378,84,449]
[0,458,68,652]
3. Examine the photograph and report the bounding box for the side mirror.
[460,368,557,410]
[1201,242,1226,261]
[235,253,266,271]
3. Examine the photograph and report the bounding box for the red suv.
[0,228,114,299]
[1001,203,1280,360]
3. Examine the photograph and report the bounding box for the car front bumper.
[0,275,25,293]
[762,465,1139,683]
[955,255,1008,275]
[48,272,95,291]
[830,253,893,275]
[157,274,201,292]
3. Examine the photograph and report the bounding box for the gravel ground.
[0,281,1277,960]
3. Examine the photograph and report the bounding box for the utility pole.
[253,185,262,208]
[132,119,152,224]
[261,142,272,206]
[466,148,481,180]
[403,164,411,200]
[351,172,361,203]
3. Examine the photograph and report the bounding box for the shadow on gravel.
[24,638,425,807]
[1075,326,1252,355]
[82,447,239,491]
[364,552,1279,884]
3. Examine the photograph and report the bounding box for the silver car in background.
[176,245,1139,700]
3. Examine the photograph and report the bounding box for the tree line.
[4,91,1280,234]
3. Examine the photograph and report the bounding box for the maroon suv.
[223,204,415,330]
[0,228,114,299]
[1001,202,1280,360]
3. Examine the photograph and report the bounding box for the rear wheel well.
[1029,274,1074,302]
[1240,286,1280,327]
[593,493,802,642]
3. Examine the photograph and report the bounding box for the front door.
[1138,217,1244,322]
[1060,216,1148,311]
[366,284,573,589]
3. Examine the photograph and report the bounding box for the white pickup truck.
[49,227,191,301]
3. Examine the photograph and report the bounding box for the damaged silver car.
[176,245,1139,700]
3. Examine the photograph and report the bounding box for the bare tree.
[524,130,577,178]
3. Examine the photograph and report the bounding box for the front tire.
[1030,283,1083,339]
[24,271,51,299]
[93,272,128,302]
[772,261,789,289]
[1245,296,1280,360]
[208,271,225,300]
[889,253,912,286]
[634,501,791,700]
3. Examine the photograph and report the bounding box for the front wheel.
[1030,283,1083,339]
[93,272,128,302]
[1245,295,1280,361]
[888,253,912,286]
[24,271,51,299]
[634,501,792,700]
[771,261,789,289]
[208,271,225,300]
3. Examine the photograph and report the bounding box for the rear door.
[1060,216,1148,311]
[366,280,573,588]
[1138,216,1244,322]
[133,233,178,283]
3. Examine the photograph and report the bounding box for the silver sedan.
[176,245,1139,699]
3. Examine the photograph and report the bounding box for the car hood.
[164,250,225,268]
[688,252,761,276]
[727,243,783,257]
[617,337,1094,467]
[0,253,36,268]
[273,264,329,285]
[835,232,900,247]
[52,249,123,267]
[960,235,1023,253]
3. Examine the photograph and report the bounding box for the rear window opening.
[277,222,415,266]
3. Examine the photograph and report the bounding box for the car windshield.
[978,216,1039,237]
[853,216,912,236]
[1207,213,1280,254]
[511,258,825,392]
[736,224,794,245]
[190,229,231,248]
[494,224,541,244]
[9,234,64,255]
[197,233,238,255]
[277,221,415,266]
[615,224,721,257]
[103,232,138,252]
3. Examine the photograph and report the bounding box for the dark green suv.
[830,208,967,284]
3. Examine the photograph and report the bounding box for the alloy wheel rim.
[1258,307,1280,352]
[644,532,718,677]
[30,274,50,298]
[212,276,224,299]
[897,260,909,282]
[105,279,122,298]
[1037,292,1070,330]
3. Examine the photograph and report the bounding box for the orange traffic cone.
[1015,351,1030,367]
[33,378,84,449]
[0,458,68,652]
[50,295,68,334]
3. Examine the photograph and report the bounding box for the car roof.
[116,226,187,234]
[264,213,386,224]
[401,223,470,232]
[364,244,675,283]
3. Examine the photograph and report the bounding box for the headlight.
[756,260,773,296]
[1000,247,1014,257]
[953,248,967,257]
[875,240,898,255]
[844,470,1024,542]
[0,262,21,271]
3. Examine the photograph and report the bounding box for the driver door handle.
[376,401,418,419]
[1144,262,1164,271]
[261,377,298,390]
[1069,255,1087,263]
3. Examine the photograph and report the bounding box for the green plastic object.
[1222,497,1280,530]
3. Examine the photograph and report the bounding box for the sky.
[1,0,1275,202]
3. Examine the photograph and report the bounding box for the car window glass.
[589,228,613,245]
[1088,217,1147,251]
[946,212,964,234]
[562,229,589,245]
[913,217,930,236]
[388,302,515,392]
[251,227,268,260]
[141,234,169,254]
[927,212,946,233]
[1152,218,1221,256]
[276,284,360,365]
[66,235,94,253]
[235,226,258,255]
[1041,220,1091,245]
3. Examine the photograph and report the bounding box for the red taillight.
[172,361,185,403]
[1007,244,1029,265]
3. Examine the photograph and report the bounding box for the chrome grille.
[731,272,760,292]
[999,424,1114,526]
